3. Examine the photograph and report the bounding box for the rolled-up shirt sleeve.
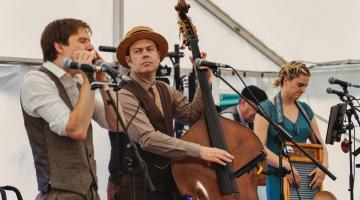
[119,89,201,159]
[21,72,70,136]
[92,91,109,129]
[170,84,203,125]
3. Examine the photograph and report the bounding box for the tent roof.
[210,0,360,62]
[1,0,359,71]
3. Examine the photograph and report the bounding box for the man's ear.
[125,56,132,67]
[157,51,161,60]
[54,42,65,55]
[239,98,246,106]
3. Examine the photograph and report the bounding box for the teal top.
[259,99,314,200]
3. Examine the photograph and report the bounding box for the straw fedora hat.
[116,26,168,68]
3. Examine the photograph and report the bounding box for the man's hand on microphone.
[65,50,97,78]
[189,51,212,84]
[189,51,207,65]
[71,50,101,81]
[72,49,97,65]
[92,52,108,82]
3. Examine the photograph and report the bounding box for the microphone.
[61,57,94,73]
[61,57,101,89]
[98,46,116,53]
[167,52,184,58]
[328,77,360,88]
[98,45,184,59]
[61,58,131,83]
[93,60,132,83]
[326,87,346,97]
[195,58,229,69]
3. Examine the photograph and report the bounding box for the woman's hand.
[308,167,325,189]
[286,166,301,187]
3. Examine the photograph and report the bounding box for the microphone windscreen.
[195,58,202,67]
[326,88,333,94]
[98,46,116,52]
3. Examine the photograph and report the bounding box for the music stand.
[325,103,347,144]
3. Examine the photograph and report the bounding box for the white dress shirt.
[21,61,108,136]
[221,105,248,127]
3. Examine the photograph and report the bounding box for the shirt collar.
[43,61,82,85]
[236,104,247,126]
[130,73,154,91]
[43,61,67,78]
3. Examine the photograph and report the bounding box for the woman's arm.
[310,117,329,168]
[254,113,300,186]
[308,117,329,189]
[254,113,291,168]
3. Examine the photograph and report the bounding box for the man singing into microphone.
[20,18,122,199]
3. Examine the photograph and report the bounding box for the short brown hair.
[273,61,310,87]
[40,18,91,62]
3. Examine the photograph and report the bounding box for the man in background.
[221,85,268,200]
[221,85,268,129]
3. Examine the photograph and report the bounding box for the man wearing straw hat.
[107,26,234,200]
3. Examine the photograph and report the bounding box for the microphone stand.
[338,86,360,200]
[90,80,156,197]
[86,72,102,90]
[167,44,186,138]
[274,129,288,200]
[210,69,291,200]
[209,66,336,199]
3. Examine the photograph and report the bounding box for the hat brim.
[116,32,168,68]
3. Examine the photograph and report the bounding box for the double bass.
[171,1,266,199]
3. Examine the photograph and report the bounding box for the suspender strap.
[295,101,321,144]
[39,67,73,110]
[276,91,321,144]
[274,92,284,127]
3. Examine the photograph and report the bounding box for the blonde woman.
[253,61,329,200]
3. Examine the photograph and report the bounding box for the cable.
[284,145,302,200]
[124,82,153,200]
[126,102,141,131]
[353,127,356,183]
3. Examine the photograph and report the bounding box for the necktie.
[150,84,163,115]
